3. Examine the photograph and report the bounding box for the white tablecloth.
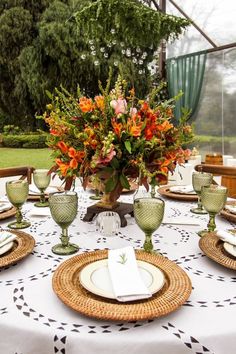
[0,187,235,354]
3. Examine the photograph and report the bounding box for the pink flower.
[129,107,137,117]
[93,147,116,166]
[110,98,127,115]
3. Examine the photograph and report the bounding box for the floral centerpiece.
[43,76,193,205]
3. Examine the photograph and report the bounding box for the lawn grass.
[0,148,54,169]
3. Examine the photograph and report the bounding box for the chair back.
[0,166,35,184]
[195,164,236,198]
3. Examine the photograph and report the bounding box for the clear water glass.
[96,211,121,237]
[198,185,228,236]
[6,180,31,229]
[33,169,51,207]
[191,171,213,214]
[49,191,79,255]
[134,191,165,253]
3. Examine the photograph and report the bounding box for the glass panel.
[167,0,236,57]
[190,48,236,160]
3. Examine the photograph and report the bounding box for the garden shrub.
[2,134,48,148]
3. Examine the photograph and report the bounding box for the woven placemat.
[52,250,192,321]
[0,230,35,268]
[220,201,236,224]
[199,233,236,270]
[0,207,17,221]
[157,186,198,202]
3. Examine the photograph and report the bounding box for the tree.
[0,0,189,130]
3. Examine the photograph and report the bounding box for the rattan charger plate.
[0,207,17,220]
[199,233,236,270]
[157,185,198,202]
[220,201,236,223]
[0,230,35,268]
[52,250,192,321]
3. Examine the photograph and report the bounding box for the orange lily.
[95,95,105,111]
[57,141,68,154]
[79,97,95,113]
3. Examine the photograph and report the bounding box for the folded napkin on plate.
[224,204,236,215]
[216,229,236,245]
[0,202,12,213]
[29,185,61,195]
[0,231,17,248]
[169,185,196,195]
[28,207,51,217]
[108,246,151,302]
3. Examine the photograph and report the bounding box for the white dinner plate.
[79,259,165,299]
[0,242,14,256]
[223,242,236,258]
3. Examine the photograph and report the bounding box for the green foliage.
[2,133,48,148]
[0,0,190,129]
[3,125,22,135]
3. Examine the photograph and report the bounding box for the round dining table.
[0,186,235,354]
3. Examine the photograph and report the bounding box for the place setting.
[27,169,64,203]
[52,188,192,321]
[0,200,17,221]
[220,201,236,223]
[197,184,236,269]
[0,229,35,268]
[157,184,198,202]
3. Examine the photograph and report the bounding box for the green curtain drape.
[166,51,207,120]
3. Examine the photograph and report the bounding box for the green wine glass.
[134,193,165,253]
[6,180,31,229]
[198,185,228,237]
[33,169,51,207]
[190,171,213,214]
[49,191,79,255]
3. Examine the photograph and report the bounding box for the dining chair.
[0,166,35,184]
[195,164,236,198]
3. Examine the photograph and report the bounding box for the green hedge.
[2,134,48,148]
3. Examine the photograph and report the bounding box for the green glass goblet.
[190,171,213,214]
[134,193,165,253]
[6,180,31,229]
[49,192,79,255]
[33,169,51,207]
[198,185,228,237]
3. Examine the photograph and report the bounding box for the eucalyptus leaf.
[120,174,130,190]
[124,140,132,154]
[105,174,119,193]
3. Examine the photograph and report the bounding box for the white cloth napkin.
[169,185,196,195]
[0,202,12,213]
[29,185,62,195]
[108,246,151,302]
[216,229,236,246]
[0,231,17,248]
[28,207,51,217]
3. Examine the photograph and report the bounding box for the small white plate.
[223,242,236,258]
[80,259,165,299]
[0,241,14,256]
[169,185,196,195]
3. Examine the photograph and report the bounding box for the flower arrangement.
[43,76,193,202]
